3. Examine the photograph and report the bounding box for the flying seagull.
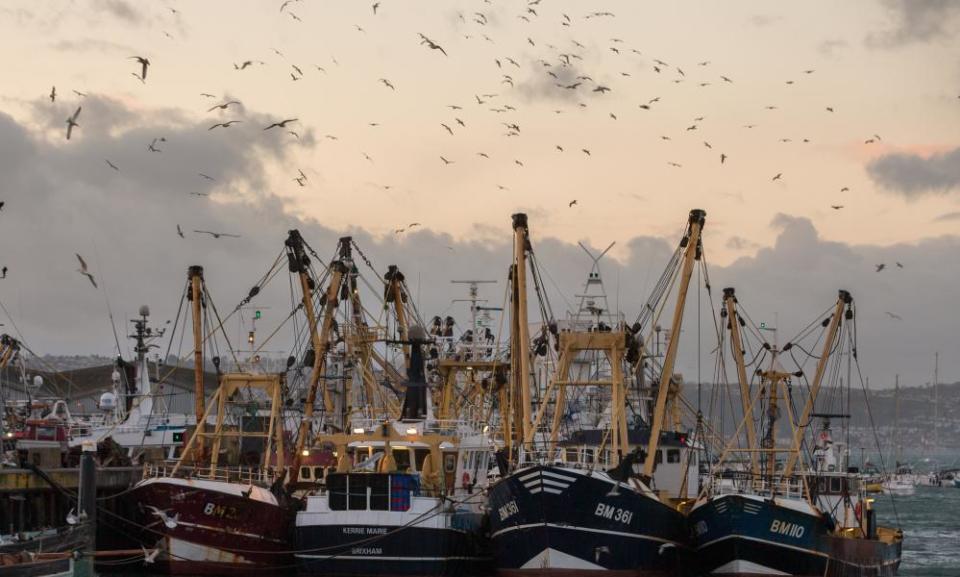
[772,173,782,181]
[145,506,179,530]
[194,230,240,239]
[49,86,56,102]
[831,205,844,210]
[875,264,886,272]
[418,33,447,56]
[884,311,903,320]
[176,224,185,238]
[440,156,454,165]
[568,200,577,207]
[130,56,150,81]
[379,78,395,90]
[209,120,242,130]
[105,159,119,171]
[199,173,215,181]
[75,254,97,288]
[65,106,81,140]
[263,118,298,130]
[207,100,240,112]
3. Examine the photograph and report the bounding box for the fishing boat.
[294,326,495,576]
[122,266,293,576]
[689,289,903,577]
[487,211,708,576]
[0,524,89,577]
[68,308,195,461]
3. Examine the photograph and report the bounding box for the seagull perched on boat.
[75,254,97,288]
[65,106,81,140]
[130,56,150,81]
[145,506,179,529]
[66,508,79,525]
[194,230,240,239]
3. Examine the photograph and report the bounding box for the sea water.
[875,485,960,576]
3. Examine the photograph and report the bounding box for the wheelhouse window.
[327,474,418,512]
[667,449,681,463]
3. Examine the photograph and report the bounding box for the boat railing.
[707,471,807,499]
[347,418,491,437]
[516,445,618,470]
[142,462,281,485]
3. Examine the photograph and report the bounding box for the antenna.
[572,241,617,326]
[451,280,500,359]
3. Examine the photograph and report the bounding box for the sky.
[0,0,957,388]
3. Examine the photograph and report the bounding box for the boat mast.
[385,265,411,368]
[783,289,851,477]
[509,213,533,457]
[188,265,205,456]
[723,288,759,479]
[934,351,939,453]
[643,209,705,478]
[287,230,347,485]
[895,374,901,467]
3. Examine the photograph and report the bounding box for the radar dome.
[99,392,117,411]
[139,305,150,317]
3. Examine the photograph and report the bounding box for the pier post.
[76,442,97,577]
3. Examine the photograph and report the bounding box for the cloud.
[515,59,602,104]
[748,14,780,28]
[934,211,960,222]
[0,106,957,385]
[95,0,145,25]
[53,38,136,55]
[818,39,848,58]
[867,0,960,48]
[726,236,758,251]
[866,147,960,196]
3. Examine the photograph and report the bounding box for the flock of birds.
[4,0,940,316]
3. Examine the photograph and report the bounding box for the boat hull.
[487,465,686,576]
[125,476,292,576]
[296,521,490,577]
[689,494,902,577]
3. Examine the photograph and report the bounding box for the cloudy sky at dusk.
[0,0,957,388]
